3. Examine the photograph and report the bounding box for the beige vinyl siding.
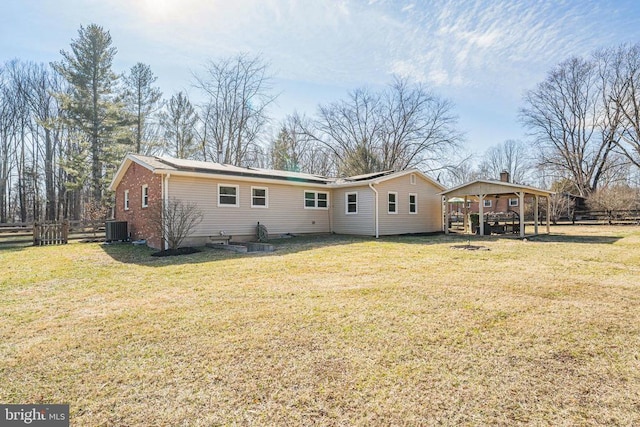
[376,174,442,235]
[168,176,331,238]
[332,186,375,235]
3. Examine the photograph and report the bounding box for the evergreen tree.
[122,62,162,154]
[271,127,299,171]
[339,142,383,176]
[159,92,199,159]
[52,24,126,203]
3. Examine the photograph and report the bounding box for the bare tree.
[149,198,203,250]
[380,77,461,172]
[269,113,336,175]
[159,92,199,159]
[7,62,34,221]
[521,56,622,196]
[21,62,66,220]
[477,140,533,183]
[587,184,638,222]
[548,179,578,224]
[313,87,382,176]
[604,44,640,169]
[439,154,479,187]
[194,53,276,166]
[307,77,460,176]
[0,64,18,222]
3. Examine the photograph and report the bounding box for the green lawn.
[1,226,639,426]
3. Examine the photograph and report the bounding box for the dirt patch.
[450,244,490,251]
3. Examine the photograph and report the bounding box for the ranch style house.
[108,154,446,249]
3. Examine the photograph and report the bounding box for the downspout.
[369,182,379,238]
[163,173,170,250]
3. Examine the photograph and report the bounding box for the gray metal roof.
[114,154,443,190]
[138,155,333,184]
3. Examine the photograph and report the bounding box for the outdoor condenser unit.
[105,221,128,242]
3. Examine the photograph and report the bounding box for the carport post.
[444,196,449,234]
[547,196,551,234]
[478,194,485,236]
[518,192,525,238]
[534,195,539,235]
[463,196,469,233]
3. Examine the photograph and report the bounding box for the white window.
[304,191,329,209]
[388,192,398,214]
[218,184,239,207]
[346,192,358,214]
[509,198,519,207]
[409,193,417,214]
[251,187,268,208]
[410,174,416,185]
[483,199,492,208]
[141,185,148,208]
[467,201,472,208]
[124,190,130,211]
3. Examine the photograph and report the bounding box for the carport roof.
[440,179,554,198]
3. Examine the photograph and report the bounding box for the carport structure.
[440,180,554,237]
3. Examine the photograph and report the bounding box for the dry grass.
[1,225,639,426]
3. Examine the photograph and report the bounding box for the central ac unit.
[106,221,128,242]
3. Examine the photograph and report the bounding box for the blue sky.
[2,0,640,154]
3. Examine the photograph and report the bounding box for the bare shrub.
[149,198,203,250]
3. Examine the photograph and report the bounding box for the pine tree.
[52,24,126,203]
[122,63,162,154]
[159,92,199,159]
[271,127,300,171]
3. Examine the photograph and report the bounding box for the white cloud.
[6,0,640,151]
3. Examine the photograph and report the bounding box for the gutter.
[369,182,379,238]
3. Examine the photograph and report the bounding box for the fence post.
[33,223,39,246]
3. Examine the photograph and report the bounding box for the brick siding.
[113,162,163,249]
[448,197,527,215]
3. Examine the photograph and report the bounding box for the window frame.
[483,199,492,208]
[388,191,398,214]
[509,198,519,207]
[409,193,418,214]
[345,191,358,215]
[124,189,130,211]
[304,190,329,210]
[251,186,269,208]
[141,185,148,208]
[218,184,239,207]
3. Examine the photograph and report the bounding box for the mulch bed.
[151,247,200,257]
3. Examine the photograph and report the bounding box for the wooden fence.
[33,222,69,246]
[0,220,106,246]
[572,209,640,224]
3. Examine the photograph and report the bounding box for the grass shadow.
[445,227,625,245]
[99,234,380,267]
[0,242,35,253]
[524,234,623,244]
[100,228,627,267]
